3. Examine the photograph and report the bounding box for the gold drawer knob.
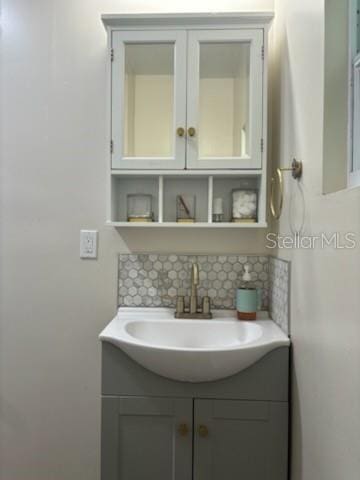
[187,127,196,137]
[198,425,209,437]
[178,423,189,436]
[176,127,185,137]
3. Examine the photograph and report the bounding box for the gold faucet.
[175,262,212,319]
[190,263,199,314]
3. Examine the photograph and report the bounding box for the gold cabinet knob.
[178,423,189,436]
[198,425,209,437]
[176,127,185,137]
[187,127,196,137]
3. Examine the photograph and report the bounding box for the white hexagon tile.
[118,254,290,333]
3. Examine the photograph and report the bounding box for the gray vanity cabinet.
[193,399,288,480]
[101,344,289,480]
[101,396,193,480]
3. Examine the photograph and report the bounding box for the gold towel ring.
[270,168,284,220]
[270,159,303,220]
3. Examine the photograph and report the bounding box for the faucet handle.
[175,296,185,315]
[202,296,211,315]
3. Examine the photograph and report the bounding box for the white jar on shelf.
[231,189,257,223]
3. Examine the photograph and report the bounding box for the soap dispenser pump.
[242,264,252,284]
[236,264,261,320]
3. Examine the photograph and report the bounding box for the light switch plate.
[80,230,98,258]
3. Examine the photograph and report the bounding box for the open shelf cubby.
[163,176,209,223]
[212,174,262,223]
[110,175,159,223]
[108,171,267,228]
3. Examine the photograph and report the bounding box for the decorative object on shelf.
[127,194,153,222]
[212,197,224,222]
[270,158,303,220]
[176,195,196,223]
[231,189,257,223]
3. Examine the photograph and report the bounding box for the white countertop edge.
[99,307,290,352]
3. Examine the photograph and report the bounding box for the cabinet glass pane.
[352,62,360,172]
[199,42,250,158]
[124,43,174,158]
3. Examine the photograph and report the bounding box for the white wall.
[272,0,360,478]
[0,1,274,479]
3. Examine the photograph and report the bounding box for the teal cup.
[236,287,262,320]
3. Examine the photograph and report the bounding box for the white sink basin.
[99,308,290,383]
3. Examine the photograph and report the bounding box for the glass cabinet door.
[186,30,264,169]
[111,31,187,169]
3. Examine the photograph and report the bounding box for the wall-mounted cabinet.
[103,13,273,227]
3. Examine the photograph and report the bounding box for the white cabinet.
[103,13,273,227]
[109,20,267,170]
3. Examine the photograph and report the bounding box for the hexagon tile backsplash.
[268,257,290,335]
[118,254,290,334]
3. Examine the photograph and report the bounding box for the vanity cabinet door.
[186,29,264,169]
[101,396,192,480]
[193,399,288,480]
[111,30,187,170]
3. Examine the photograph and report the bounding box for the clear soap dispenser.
[236,264,262,320]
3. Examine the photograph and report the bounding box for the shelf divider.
[208,176,213,223]
[158,175,164,223]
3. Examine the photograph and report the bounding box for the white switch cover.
[80,230,98,258]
